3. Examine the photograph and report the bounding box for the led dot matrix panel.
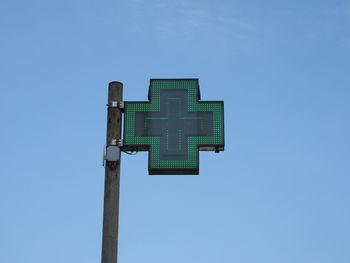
[123,79,224,175]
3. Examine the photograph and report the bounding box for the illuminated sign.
[123,79,224,175]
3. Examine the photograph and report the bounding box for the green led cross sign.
[123,79,224,175]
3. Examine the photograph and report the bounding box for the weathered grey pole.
[101,82,123,263]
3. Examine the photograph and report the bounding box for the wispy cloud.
[122,0,256,46]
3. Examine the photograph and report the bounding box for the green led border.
[123,79,224,172]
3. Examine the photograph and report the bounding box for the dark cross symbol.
[123,79,224,175]
[135,89,213,160]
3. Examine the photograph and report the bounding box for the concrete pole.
[101,82,123,263]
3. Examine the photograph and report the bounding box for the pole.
[101,81,123,263]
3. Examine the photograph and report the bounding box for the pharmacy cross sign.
[123,79,224,174]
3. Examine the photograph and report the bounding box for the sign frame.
[122,78,225,175]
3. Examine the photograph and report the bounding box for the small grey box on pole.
[101,82,123,263]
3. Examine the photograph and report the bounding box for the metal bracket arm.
[107,101,124,109]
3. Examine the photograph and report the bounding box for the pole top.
[109,81,123,88]
[108,81,123,102]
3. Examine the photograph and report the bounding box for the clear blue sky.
[1,0,350,262]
